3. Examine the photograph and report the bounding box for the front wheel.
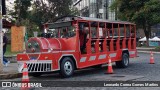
[59,57,75,78]
[116,53,129,68]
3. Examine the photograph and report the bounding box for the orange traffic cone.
[107,56,113,74]
[150,51,155,64]
[21,62,30,90]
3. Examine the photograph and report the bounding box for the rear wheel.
[59,57,75,78]
[116,53,129,68]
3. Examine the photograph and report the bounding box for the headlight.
[28,43,32,48]
[34,42,39,48]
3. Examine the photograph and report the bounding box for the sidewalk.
[0,63,21,79]
[137,47,160,54]
[137,51,160,54]
[136,47,155,50]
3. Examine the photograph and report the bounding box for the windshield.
[47,22,76,38]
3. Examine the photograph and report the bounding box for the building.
[151,24,160,37]
[73,0,116,20]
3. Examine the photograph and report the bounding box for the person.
[2,31,10,66]
[61,29,68,38]
[79,28,87,52]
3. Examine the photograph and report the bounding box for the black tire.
[116,53,129,68]
[30,72,42,77]
[59,57,75,78]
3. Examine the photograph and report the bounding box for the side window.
[114,28,118,38]
[109,28,113,38]
[60,28,68,38]
[106,23,112,38]
[47,29,58,38]
[78,22,89,38]
[84,27,89,39]
[120,24,124,37]
[99,28,103,37]
[126,25,130,37]
[68,26,76,37]
[102,28,107,38]
[99,22,106,38]
[60,26,76,38]
[91,22,98,38]
[91,27,97,38]
[130,25,135,38]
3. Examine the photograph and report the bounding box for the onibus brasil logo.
[2,82,42,88]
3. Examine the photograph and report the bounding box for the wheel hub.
[64,61,72,75]
[124,56,128,66]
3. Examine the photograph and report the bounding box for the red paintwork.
[17,17,137,72]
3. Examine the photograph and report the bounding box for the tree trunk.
[143,26,151,47]
[146,37,149,46]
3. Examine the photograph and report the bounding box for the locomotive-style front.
[17,38,63,71]
[17,20,79,77]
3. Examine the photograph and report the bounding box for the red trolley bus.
[17,16,137,77]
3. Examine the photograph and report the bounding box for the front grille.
[26,62,52,72]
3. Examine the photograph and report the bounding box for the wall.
[11,26,25,52]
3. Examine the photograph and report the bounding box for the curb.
[138,51,160,54]
[0,73,21,79]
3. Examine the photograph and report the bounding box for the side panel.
[77,49,137,69]
[129,49,137,58]
[77,51,122,69]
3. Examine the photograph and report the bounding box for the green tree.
[12,0,32,25]
[7,0,78,37]
[30,0,78,30]
[111,0,160,46]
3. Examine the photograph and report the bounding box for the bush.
[155,46,160,51]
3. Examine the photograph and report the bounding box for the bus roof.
[47,16,135,25]
[76,16,136,25]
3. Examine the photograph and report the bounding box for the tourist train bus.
[17,16,137,77]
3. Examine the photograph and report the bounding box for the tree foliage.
[30,0,78,29]
[111,0,160,46]
[7,0,78,37]
[13,0,32,25]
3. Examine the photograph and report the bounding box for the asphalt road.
[1,53,160,90]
